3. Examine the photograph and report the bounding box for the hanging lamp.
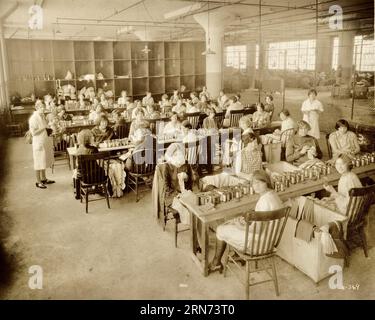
[202,0,216,55]
[141,24,151,53]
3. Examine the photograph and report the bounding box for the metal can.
[300,173,305,182]
[327,165,331,175]
[309,169,314,179]
[235,187,242,199]
[290,175,296,184]
[304,169,309,178]
[361,157,366,166]
[249,186,254,195]
[365,156,370,166]
[316,170,321,180]
[274,181,280,192]
[220,192,227,203]
[356,158,361,167]
[284,179,290,188]
[280,182,285,192]
[296,173,301,184]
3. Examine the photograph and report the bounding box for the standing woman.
[301,89,324,139]
[29,102,55,189]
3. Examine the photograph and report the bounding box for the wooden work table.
[179,163,375,276]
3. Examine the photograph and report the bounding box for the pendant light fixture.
[202,0,216,55]
[141,24,151,53]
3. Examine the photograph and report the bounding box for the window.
[353,35,375,72]
[255,44,259,69]
[331,37,339,70]
[225,45,247,70]
[267,39,316,70]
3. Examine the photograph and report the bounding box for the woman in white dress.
[301,89,324,139]
[29,102,55,189]
[208,170,284,273]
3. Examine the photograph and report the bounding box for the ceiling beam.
[0,2,19,21]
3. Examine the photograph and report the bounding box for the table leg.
[201,222,209,277]
[190,213,209,277]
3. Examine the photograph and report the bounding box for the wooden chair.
[52,138,70,172]
[229,110,244,128]
[77,152,111,214]
[127,148,156,202]
[187,112,201,129]
[184,140,200,166]
[214,111,225,129]
[326,132,333,159]
[115,123,130,139]
[155,162,192,248]
[345,184,375,260]
[280,128,295,161]
[223,206,290,299]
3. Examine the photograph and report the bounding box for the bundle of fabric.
[107,160,126,198]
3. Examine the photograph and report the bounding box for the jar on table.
[356,158,361,167]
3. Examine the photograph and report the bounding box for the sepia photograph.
[0,0,374,304]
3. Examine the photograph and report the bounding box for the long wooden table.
[179,163,375,276]
[67,144,134,169]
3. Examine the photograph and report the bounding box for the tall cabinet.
[6,39,206,101]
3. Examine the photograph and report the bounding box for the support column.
[204,27,224,98]
[338,30,356,84]
[194,9,234,97]
[0,23,9,112]
[316,35,332,73]
[246,42,256,89]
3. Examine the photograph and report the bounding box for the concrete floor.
[1,88,374,300]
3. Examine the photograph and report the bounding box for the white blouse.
[336,171,362,214]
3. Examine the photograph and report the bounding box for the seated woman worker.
[91,115,115,144]
[285,120,323,168]
[328,119,360,161]
[208,170,284,273]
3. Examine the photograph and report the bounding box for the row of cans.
[197,183,255,206]
[352,153,375,167]
[273,164,333,192]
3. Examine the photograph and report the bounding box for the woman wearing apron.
[301,89,324,140]
[29,102,55,189]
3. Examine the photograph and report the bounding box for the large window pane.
[225,45,247,71]
[353,35,375,72]
[267,39,316,70]
[331,37,339,70]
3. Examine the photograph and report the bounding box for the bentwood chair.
[77,152,111,214]
[229,110,244,128]
[157,162,193,248]
[214,111,225,129]
[127,148,156,202]
[52,137,70,172]
[280,128,295,161]
[223,206,290,299]
[345,184,375,262]
[115,123,130,139]
[187,112,201,129]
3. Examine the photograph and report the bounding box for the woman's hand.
[300,145,309,155]
[323,184,336,195]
